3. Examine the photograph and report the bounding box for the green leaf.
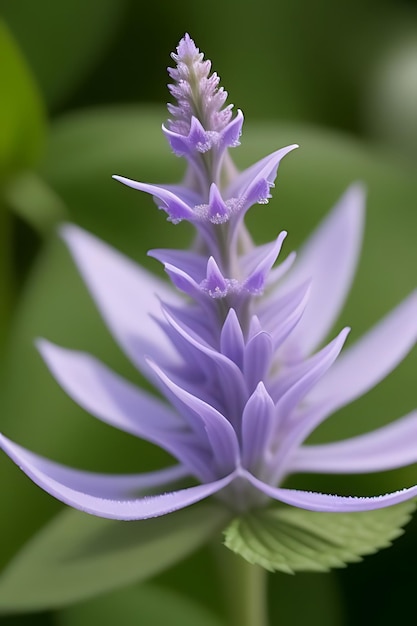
[0,20,45,178]
[57,582,224,626]
[223,501,416,573]
[0,0,127,107]
[0,502,229,613]
[4,172,68,236]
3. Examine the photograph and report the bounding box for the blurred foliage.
[0,0,416,625]
[0,0,127,109]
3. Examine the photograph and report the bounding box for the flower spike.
[1,33,416,576]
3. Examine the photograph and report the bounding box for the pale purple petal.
[243,331,273,393]
[0,434,189,496]
[225,145,298,203]
[203,257,229,297]
[148,248,206,283]
[207,184,229,223]
[271,328,350,415]
[290,411,417,474]
[112,177,195,223]
[147,361,241,475]
[163,263,206,301]
[243,232,287,293]
[281,183,365,356]
[161,306,248,407]
[266,251,297,288]
[220,309,245,369]
[258,280,311,350]
[243,470,417,512]
[218,109,243,148]
[60,225,181,374]
[0,434,234,520]
[37,340,197,466]
[307,291,417,413]
[241,383,275,470]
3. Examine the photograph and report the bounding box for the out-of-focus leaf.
[0,201,12,352]
[0,20,45,353]
[0,503,229,613]
[40,106,188,262]
[224,502,415,573]
[0,0,127,107]
[0,20,45,178]
[57,582,224,626]
[363,37,417,160]
[5,173,68,236]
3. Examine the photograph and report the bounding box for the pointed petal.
[148,248,206,283]
[244,331,273,392]
[203,257,229,297]
[243,470,417,512]
[220,309,245,368]
[0,435,234,520]
[161,306,247,406]
[243,232,287,294]
[37,340,194,464]
[271,328,350,416]
[242,383,275,470]
[163,263,203,300]
[266,251,297,288]
[258,280,311,350]
[307,291,417,413]
[226,145,298,205]
[60,225,181,374]
[290,411,417,474]
[148,361,241,475]
[282,184,365,355]
[0,435,188,496]
[219,109,244,149]
[112,177,195,223]
[207,184,229,223]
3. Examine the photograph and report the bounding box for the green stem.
[214,544,269,626]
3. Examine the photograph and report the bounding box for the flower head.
[1,35,417,524]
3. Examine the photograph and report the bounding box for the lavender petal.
[0,434,234,520]
[281,183,365,356]
[61,225,180,374]
[37,340,197,465]
[241,383,275,471]
[307,290,417,414]
[290,411,417,474]
[147,360,241,475]
[243,470,417,512]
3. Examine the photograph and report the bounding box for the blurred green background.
[0,0,416,624]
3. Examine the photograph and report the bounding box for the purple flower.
[1,34,417,521]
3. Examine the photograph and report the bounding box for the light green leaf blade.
[58,582,224,626]
[0,502,229,613]
[0,19,45,177]
[224,501,416,573]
